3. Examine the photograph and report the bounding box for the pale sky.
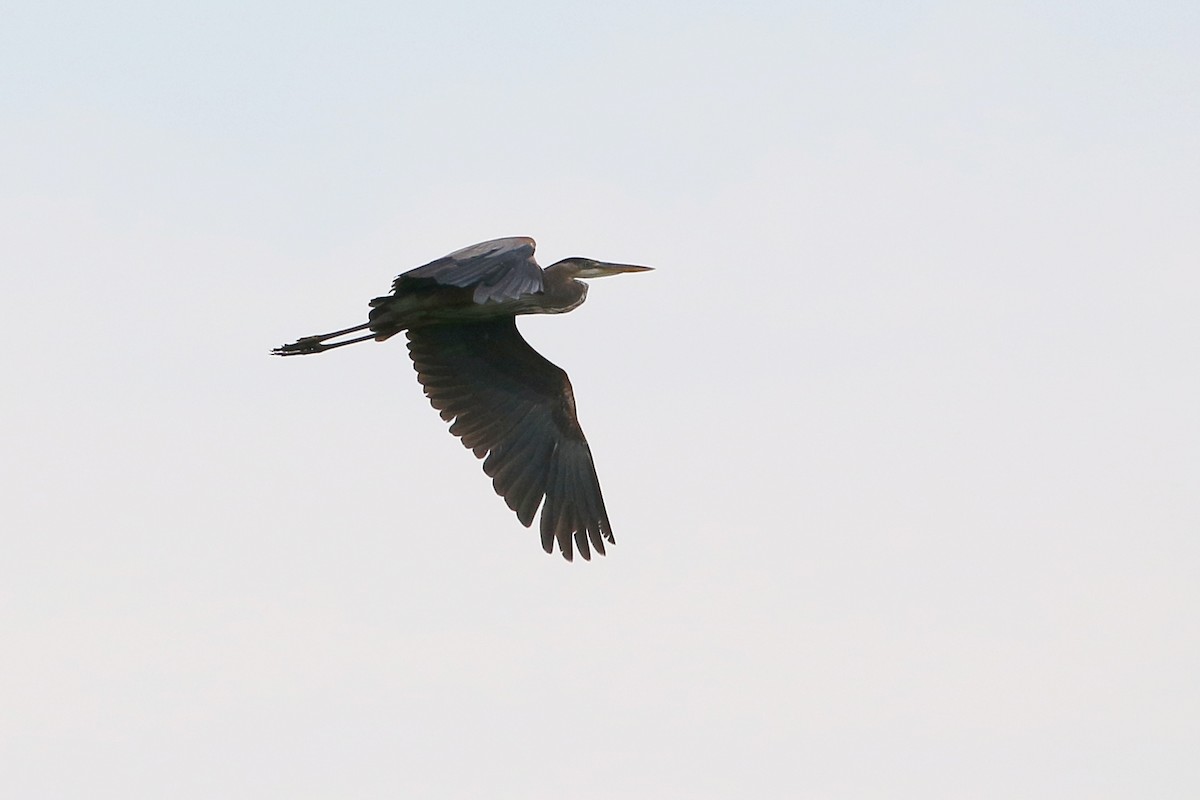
[3,2,1198,798]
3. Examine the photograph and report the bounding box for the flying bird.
[273,237,652,561]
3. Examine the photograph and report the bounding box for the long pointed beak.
[579,261,655,278]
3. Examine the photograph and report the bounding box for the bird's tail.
[271,322,375,356]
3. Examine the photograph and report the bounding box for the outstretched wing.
[406,318,614,561]
[396,237,544,304]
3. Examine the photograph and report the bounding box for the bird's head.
[550,257,655,279]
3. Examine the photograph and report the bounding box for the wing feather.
[395,237,544,303]
[406,319,614,560]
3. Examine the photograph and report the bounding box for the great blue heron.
[273,236,652,561]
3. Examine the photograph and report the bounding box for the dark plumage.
[273,237,652,560]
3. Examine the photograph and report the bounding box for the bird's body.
[368,238,589,334]
[273,237,652,561]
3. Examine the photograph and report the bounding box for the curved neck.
[523,264,587,315]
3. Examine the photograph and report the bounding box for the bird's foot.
[271,336,332,356]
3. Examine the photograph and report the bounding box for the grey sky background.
[3,2,1197,797]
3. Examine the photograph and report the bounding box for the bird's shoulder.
[445,236,536,262]
[393,237,544,303]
